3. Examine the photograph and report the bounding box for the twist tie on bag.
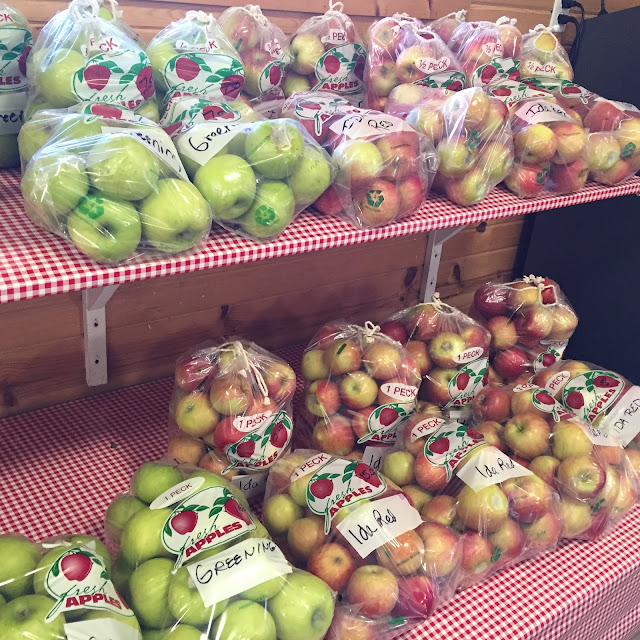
[496,16,518,26]
[327,0,345,15]
[186,10,216,32]
[432,292,457,314]
[530,24,552,35]
[69,0,101,22]
[107,0,123,19]
[521,274,547,304]
[220,340,271,403]
[455,9,467,21]
[245,5,269,27]
[361,320,381,344]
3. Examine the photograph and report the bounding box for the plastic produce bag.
[0,532,141,638]
[104,459,336,639]
[283,1,366,108]
[167,338,296,500]
[263,449,462,638]
[471,382,636,539]
[384,84,452,122]
[20,106,211,263]
[282,91,438,227]
[300,320,421,470]
[25,0,157,119]
[428,9,467,45]
[219,5,290,102]
[381,294,491,413]
[471,275,578,383]
[365,14,464,112]
[175,113,334,240]
[519,25,573,83]
[147,11,244,107]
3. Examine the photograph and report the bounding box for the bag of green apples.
[300,320,421,471]
[0,2,32,169]
[394,415,562,588]
[471,382,637,540]
[471,275,578,383]
[218,5,290,102]
[146,10,244,110]
[20,106,212,263]
[24,0,157,120]
[105,459,336,640]
[167,338,296,500]
[176,114,334,240]
[0,532,142,638]
[381,294,491,417]
[263,449,462,638]
[519,25,573,84]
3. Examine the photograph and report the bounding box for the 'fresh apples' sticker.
[415,69,465,91]
[560,370,624,423]
[305,458,387,533]
[161,96,243,138]
[534,343,567,372]
[488,80,551,108]
[424,422,485,481]
[471,58,519,87]
[312,43,365,96]
[0,25,31,91]
[446,357,489,408]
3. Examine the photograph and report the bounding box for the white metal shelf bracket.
[82,285,119,387]
[420,225,466,302]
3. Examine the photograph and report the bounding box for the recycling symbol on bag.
[254,205,277,226]
[77,196,105,220]
[366,190,384,208]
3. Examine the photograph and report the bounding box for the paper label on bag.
[0,91,25,135]
[187,538,292,607]
[446,358,489,408]
[533,342,568,372]
[362,445,393,471]
[176,120,247,166]
[149,477,206,510]
[64,619,141,640]
[560,370,625,424]
[104,126,187,177]
[337,494,422,558]
[232,471,268,500]
[409,416,446,443]
[456,445,532,490]
[601,386,640,446]
[328,109,413,139]
[358,402,413,445]
[515,99,574,124]
[580,421,619,446]
[415,56,452,73]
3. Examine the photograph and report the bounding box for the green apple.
[239,180,295,239]
[23,96,55,122]
[38,48,85,107]
[0,135,19,169]
[0,594,65,639]
[286,147,332,206]
[121,507,173,566]
[105,495,146,541]
[137,99,160,122]
[161,625,205,639]
[290,34,324,75]
[194,154,256,220]
[245,521,270,540]
[185,470,250,511]
[140,178,211,253]
[82,608,141,630]
[0,535,41,600]
[17,113,55,165]
[228,132,249,156]
[129,558,175,630]
[213,600,276,640]
[263,495,302,537]
[0,594,5,607]
[267,571,334,640]
[283,73,311,98]
[87,136,160,201]
[245,121,304,179]
[51,115,104,145]
[146,40,177,92]
[240,574,286,602]
[110,556,135,602]
[168,566,228,625]
[143,632,165,640]
[132,462,184,505]
[21,152,89,225]
[67,193,142,263]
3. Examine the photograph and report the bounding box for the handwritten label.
[232,471,267,500]
[187,537,292,607]
[64,619,141,640]
[513,383,538,392]
[515,99,574,125]
[362,445,393,471]
[453,347,485,364]
[580,421,619,447]
[456,445,532,491]
[233,411,273,433]
[328,109,413,139]
[176,121,246,167]
[0,91,25,135]
[149,477,205,510]
[602,386,640,446]
[290,452,332,482]
[336,494,422,558]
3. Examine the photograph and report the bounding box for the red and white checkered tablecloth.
[1,343,639,640]
[2,169,639,304]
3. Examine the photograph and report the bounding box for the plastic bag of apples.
[283,1,366,107]
[381,294,491,414]
[218,5,290,102]
[428,9,467,45]
[104,459,336,640]
[282,91,438,228]
[168,339,297,500]
[384,84,453,123]
[472,275,579,383]
[472,382,637,539]
[300,320,422,471]
[519,25,574,84]
[262,449,463,639]
[0,532,141,637]
[365,13,464,112]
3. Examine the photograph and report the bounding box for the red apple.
[502,474,553,523]
[503,413,550,460]
[314,185,344,215]
[489,518,525,564]
[175,355,216,392]
[591,158,632,185]
[356,179,400,227]
[493,347,532,382]
[486,316,517,351]
[323,340,362,374]
[549,158,589,194]
[422,494,457,526]
[308,542,356,591]
[369,17,404,56]
[346,565,399,617]
[460,531,494,577]
[551,121,587,164]
[380,320,408,344]
[313,416,355,455]
[461,324,491,352]
[522,510,561,549]
[475,421,506,451]
[547,306,578,341]
[395,575,436,617]
[376,529,425,576]
[305,380,340,416]
[528,455,560,487]
[416,521,460,577]
[406,341,432,376]
[473,386,511,422]
[428,332,466,368]
[398,173,425,215]
[514,306,553,340]
[405,303,442,341]
[263,362,296,402]
[556,454,606,499]
[584,100,625,132]
[421,368,457,406]
[504,163,549,198]
[415,453,448,491]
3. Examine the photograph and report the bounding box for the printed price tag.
[602,386,640,446]
[337,494,422,558]
[176,121,246,167]
[64,619,141,640]
[328,110,413,139]
[515,100,574,125]
[232,471,268,500]
[456,445,532,491]
[187,538,292,607]
[362,445,393,471]
[149,477,205,510]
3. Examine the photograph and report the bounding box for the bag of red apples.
[412,87,514,205]
[381,294,491,413]
[365,13,464,112]
[219,5,290,102]
[393,411,562,588]
[263,449,462,639]
[472,275,578,383]
[282,91,438,228]
[168,339,296,500]
[428,9,467,45]
[0,532,142,638]
[105,458,336,640]
[384,84,452,122]
[283,1,365,107]
[472,382,637,540]
[300,320,421,470]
